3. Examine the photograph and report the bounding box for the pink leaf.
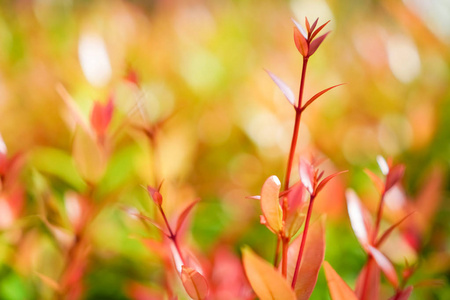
[368,246,399,289]
[175,200,200,234]
[287,218,325,299]
[90,97,114,139]
[323,261,358,300]
[181,266,209,300]
[316,170,348,195]
[300,84,344,113]
[242,247,296,300]
[309,18,319,34]
[146,185,163,206]
[260,176,283,232]
[266,70,296,106]
[388,286,413,300]
[299,159,315,195]
[346,189,371,250]
[308,31,330,57]
[385,164,405,192]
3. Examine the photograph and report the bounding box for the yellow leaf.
[242,246,295,300]
[72,126,106,184]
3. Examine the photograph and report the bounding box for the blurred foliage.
[0,0,448,299]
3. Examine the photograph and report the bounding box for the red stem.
[274,236,281,267]
[291,194,315,287]
[158,205,185,265]
[281,237,289,277]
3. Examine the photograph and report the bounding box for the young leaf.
[242,247,296,300]
[181,266,209,300]
[368,246,399,289]
[308,31,330,57]
[310,20,330,40]
[299,159,315,195]
[376,212,415,247]
[385,164,405,192]
[35,272,61,292]
[175,200,200,234]
[388,286,413,300]
[72,126,107,184]
[287,218,325,299]
[316,170,348,195]
[364,168,385,194]
[309,18,319,34]
[266,70,296,106]
[305,17,311,33]
[260,176,283,233]
[292,20,309,57]
[146,185,163,206]
[90,97,114,139]
[292,18,308,39]
[355,259,380,300]
[376,155,389,175]
[323,261,358,300]
[346,189,371,250]
[300,84,344,113]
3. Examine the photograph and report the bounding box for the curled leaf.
[242,247,296,300]
[181,266,209,300]
[368,246,399,289]
[266,70,296,106]
[260,176,283,233]
[323,261,358,300]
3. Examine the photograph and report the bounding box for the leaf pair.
[299,159,347,197]
[266,70,343,111]
[293,18,330,58]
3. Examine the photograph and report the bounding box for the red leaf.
[309,18,319,34]
[175,200,200,234]
[260,175,283,232]
[90,97,114,138]
[300,84,345,113]
[181,266,209,300]
[287,218,325,299]
[146,185,163,206]
[385,164,405,192]
[266,70,296,106]
[305,17,311,34]
[316,170,348,195]
[355,259,380,300]
[388,286,413,300]
[323,261,358,300]
[293,21,309,57]
[364,169,385,194]
[368,246,399,289]
[310,20,330,40]
[346,189,371,250]
[242,247,296,300]
[308,31,330,57]
[376,212,415,247]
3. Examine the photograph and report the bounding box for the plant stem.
[283,58,309,192]
[373,191,386,243]
[281,237,289,277]
[274,236,281,267]
[158,205,186,265]
[291,194,315,288]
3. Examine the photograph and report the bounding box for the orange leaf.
[242,247,295,300]
[388,286,413,300]
[323,261,358,300]
[293,20,309,57]
[181,266,209,300]
[316,170,348,195]
[287,218,325,299]
[260,176,283,233]
[355,259,380,300]
[364,168,385,194]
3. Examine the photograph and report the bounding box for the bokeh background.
[0,0,448,299]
